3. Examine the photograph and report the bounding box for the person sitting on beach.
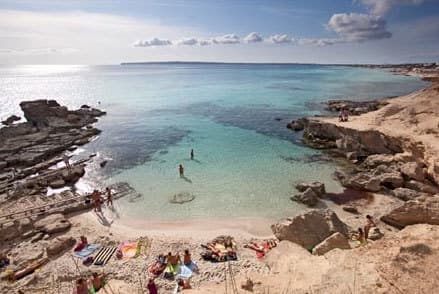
[91,272,105,292]
[147,278,158,294]
[352,228,367,246]
[179,164,184,177]
[74,236,88,252]
[91,190,102,212]
[364,215,376,239]
[183,249,199,272]
[167,252,180,266]
[74,278,89,294]
[106,187,113,207]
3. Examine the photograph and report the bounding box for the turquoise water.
[0,64,429,222]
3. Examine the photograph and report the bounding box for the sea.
[0,63,429,225]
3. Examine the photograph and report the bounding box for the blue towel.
[73,244,100,259]
[177,264,194,278]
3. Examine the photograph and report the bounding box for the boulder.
[33,214,71,234]
[271,209,350,250]
[342,173,381,192]
[0,221,20,241]
[381,195,439,228]
[405,180,439,194]
[364,154,396,167]
[295,181,326,196]
[400,162,425,182]
[378,171,404,189]
[46,236,75,257]
[62,165,85,183]
[2,115,21,126]
[391,187,424,201]
[31,232,45,243]
[311,232,351,255]
[49,179,66,189]
[368,227,384,241]
[13,246,44,268]
[342,206,359,214]
[287,118,306,131]
[169,192,195,204]
[291,188,319,207]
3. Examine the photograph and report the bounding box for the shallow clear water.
[0,64,429,222]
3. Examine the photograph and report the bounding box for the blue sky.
[0,0,438,64]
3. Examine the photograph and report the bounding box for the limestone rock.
[13,246,44,268]
[342,206,359,214]
[49,179,66,189]
[368,227,384,241]
[342,173,381,192]
[291,187,319,207]
[33,214,71,234]
[31,232,45,243]
[2,115,21,126]
[405,180,439,194]
[287,118,306,131]
[0,221,20,241]
[271,209,350,250]
[46,236,75,257]
[295,181,326,196]
[169,192,195,204]
[392,187,424,201]
[400,162,425,182]
[312,232,351,255]
[381,195,439,228]
[378,171,404,189]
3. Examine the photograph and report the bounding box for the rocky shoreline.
[1,65,439,293]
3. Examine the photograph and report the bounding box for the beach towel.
[164,263,180,279]
[177,264,194,279]
[118,241,138,258]
[73,244,100,259]
[94,246,117,266]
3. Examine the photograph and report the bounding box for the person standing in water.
[190,149,194,160]
[179,164,184,177]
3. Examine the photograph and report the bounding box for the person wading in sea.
[190,149,194,160]
[179,164,184,177]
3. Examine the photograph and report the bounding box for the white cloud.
[298,38,344,46]
[360,0,425,15]
[212,34,240,44]
[133,38,172,47]
[199,40,212,46]
[176,38,198,45]
[327,13,392,42]
[267,34,293,44]
[244,32,263,43]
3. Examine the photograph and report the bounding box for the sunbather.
[167,252,180,266]
[183,249,199,272]
[364,215,376,239]
[149,255,167,277]
[91,272,105,292]
[244,240,277,259]
[74,236,88,252]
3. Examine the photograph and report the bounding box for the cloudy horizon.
[0,0,438,65]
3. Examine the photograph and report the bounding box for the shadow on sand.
[180,175,193,183]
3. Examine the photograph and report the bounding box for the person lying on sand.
[91,272,105,292]
[364,215,376,239]
[74,236,88,252]
[149,254,167,277]
[244,240,277,259]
